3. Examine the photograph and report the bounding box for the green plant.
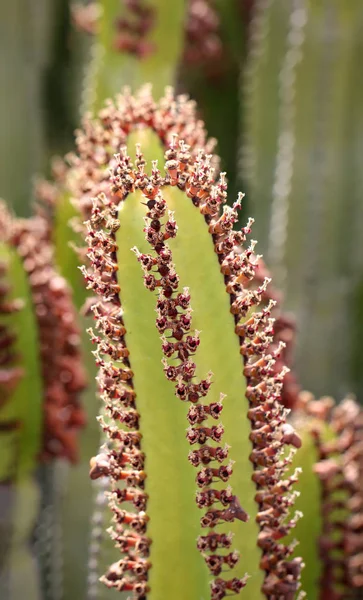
[0,204,85,600]
[241,0,363,400]
[69,87,361,599]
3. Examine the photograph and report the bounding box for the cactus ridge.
[0,204,86,463]
[67,85,217,226]
[83,206,150,596]
[78,87,306,598]
[310,396,363,595]
[0,261,23,412]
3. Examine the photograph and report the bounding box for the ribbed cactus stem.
[78,87,304,599]
[0,206,43,479]
[81,0,187,110]
[241,0,363,398]
[312,398,363,594]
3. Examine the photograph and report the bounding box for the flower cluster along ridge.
[299,392,363,596]
[0,202,86,463]
[83,207,150,597]
[0,251,23,455]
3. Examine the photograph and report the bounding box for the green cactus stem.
[241,0,363,399]
[290,392,363,599]
[0,203,87,600]
[0,210,44,600]
[9,212,87,463]
[73,0,186,111]
[0,208,43,480]
[0,262,24,420]
[76,87,304,599]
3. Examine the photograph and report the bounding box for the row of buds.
[83,196,151,599]
[67,87,217,228]
[189,155,305,595]
[310,395,363,594]
[0,261,23,411]
[252,260,300,409]
[113,0,156,59]
[128,146,249,598]
[183,0,223,71]
[0,204,86,462]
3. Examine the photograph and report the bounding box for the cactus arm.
[79,89,304,599]
[241,0,291,243]
[53,189,87,309]
[0,243,43,480]
[0,243,43,600]
[285,3,359,396]
[86,127,260,598]
[280,0,323,304]
[93,0,186,110]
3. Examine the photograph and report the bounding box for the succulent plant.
[62,86,360,600]
[66,86,304,600]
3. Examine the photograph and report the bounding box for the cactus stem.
[77,87,305,598]
[310,396,363,594]
[133,178,249,596]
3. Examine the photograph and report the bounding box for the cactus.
[45,84,362,600]
[0,0,88,216]
[290,392,363,598]
[241,0,363,400]
[0,204,86,600]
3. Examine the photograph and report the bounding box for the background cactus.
[0,204,85,600]
[0,1,89,216]
[241,0,363,400]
